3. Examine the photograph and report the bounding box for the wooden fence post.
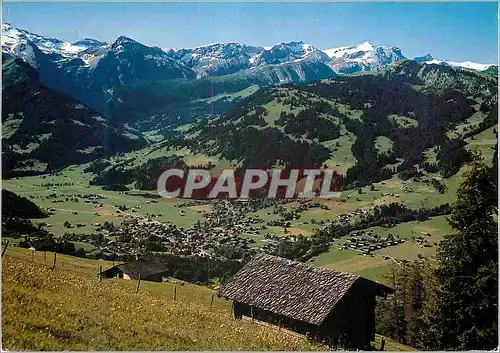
[251,305,254,321]
[172,286,177,300]
[99,266,102,282]
[232,301,235,319]
[44,251,47,264]
[135,273,141,294]
[52,251,57,269]
[380,337,386,351]
[31,249,35,262]
[207,257,211,285]
[210,293,214,309]
[2,241,9,257]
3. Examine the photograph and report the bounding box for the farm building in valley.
[219,254,393,349]
[27,236,56,251]
[100,259,169,282]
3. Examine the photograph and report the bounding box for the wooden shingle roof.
[219,253,390,326]
[28,236,55,251]
[114,259,169,279]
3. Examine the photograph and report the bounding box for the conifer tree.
[435,160,498,350]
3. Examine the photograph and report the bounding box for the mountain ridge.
[3,22,496,79]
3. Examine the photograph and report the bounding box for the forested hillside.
[94,60,497,192]
[2,57,146,177]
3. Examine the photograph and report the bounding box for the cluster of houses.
[45,199,276,261]
[412,232,433,248]
[340,230,405,255]
[296,199,327,211]
[62,199,328,261]
[29,192,106,207]
[380,192,400,198]
[78,193,106,201]
[66,216,256,260]
[337,207,371,226]
[204,200,266,232]
[175,200,211,208]
[30,181,75,188]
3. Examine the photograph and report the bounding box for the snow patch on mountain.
[426,59,495,72]
[413,53,496,72]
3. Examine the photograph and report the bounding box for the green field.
[195,84,260,104]
[372,215,451,237]
[375,136,394,155]
[465,126,497,164]
[308,215,453,280]
[447,110,487,139]
[2,165,205,238]
[311,245,359,266]
[322,255,396,284]
[388,114,419,128]
[324,126,357,174]
[2,248,322,350]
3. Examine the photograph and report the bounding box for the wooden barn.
[27,236,55,251]
[219,254,393,349]
[100,259,169,282]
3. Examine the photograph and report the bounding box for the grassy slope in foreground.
[2,248,414,351]
[2,248,323,351]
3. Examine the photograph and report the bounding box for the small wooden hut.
[27,236,55,251]
[219,254,392,349]
[100,259,169,282]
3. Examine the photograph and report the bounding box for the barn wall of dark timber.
[142,273,166,282]
[232,280,379,349]
[233,301,319,338]
[319,281,377,349]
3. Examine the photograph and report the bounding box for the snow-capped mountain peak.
[190,42,234,50]
[113,36,139,46]
[323,41,376,59]
[251,41,330,67]
[164,42,264,78]
[72,38,106,48]
[323,41,406,74]
[2,23,102,58]
[414,53,433,63]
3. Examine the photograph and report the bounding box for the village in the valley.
[21,186,414,266]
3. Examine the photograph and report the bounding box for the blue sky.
[3,2,498,63]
